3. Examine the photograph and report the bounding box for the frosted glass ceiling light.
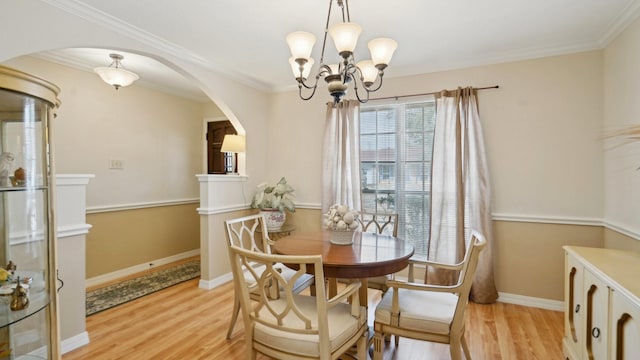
[286,0,397,104]
[94,53,139,90]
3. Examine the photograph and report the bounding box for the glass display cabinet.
[0,65,60,359]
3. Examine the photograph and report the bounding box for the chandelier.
[94,53,139,90]
[286,0,397,104]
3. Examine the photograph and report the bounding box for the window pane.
[403,163,424,191]
[377,164,395,191]
[405,132,424,161]
[377,134,395,161]
[361,192,378,212]
[360,111,377,134]
[377,109,395,133]
[405,107,424,132]
[399,193,430,257]
[360,134,376,161]
[361,163,377,190]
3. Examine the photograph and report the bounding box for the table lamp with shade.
[220,134,245,174]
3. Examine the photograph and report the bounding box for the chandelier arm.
[299,74,322,90]
[367,73,385,92]
[352,79,371,103]
[298,82,319,101]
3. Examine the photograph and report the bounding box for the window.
[360,97,436,257]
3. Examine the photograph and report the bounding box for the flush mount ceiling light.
[286,0,397,104]
[94,53,139,90]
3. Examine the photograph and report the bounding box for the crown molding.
[597,0,640,47]
[40,0,272,92]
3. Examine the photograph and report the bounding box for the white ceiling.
[38,0,640,102]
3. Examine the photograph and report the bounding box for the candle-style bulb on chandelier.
[286,0,397,104]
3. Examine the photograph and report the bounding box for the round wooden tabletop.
[273,231,414,279]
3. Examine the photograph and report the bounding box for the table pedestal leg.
[359,278,368,307]
[328,278,338,298]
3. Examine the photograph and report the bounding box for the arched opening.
[2,47,248,351]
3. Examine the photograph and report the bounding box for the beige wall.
[86,203,199,278]
[604,228,640,252]
[2,56,205,207]
[603,15,640,238]
[493,221,603,301]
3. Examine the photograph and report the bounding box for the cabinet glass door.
[0,68,57,359]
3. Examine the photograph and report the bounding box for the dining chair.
[224,214,314,339]
[228,244,369,360]
[372,231,487,360]
[358,212,399,293]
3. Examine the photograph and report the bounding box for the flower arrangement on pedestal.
[324,204,360,245]
[251,177,295,230]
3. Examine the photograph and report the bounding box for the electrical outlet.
[109,159,124,169]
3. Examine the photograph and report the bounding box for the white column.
[196,174,248,289]
[56,174,94,354]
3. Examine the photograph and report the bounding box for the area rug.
[86,260,200,316]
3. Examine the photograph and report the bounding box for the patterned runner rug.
[86,260,200,316]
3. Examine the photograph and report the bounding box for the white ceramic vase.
[260,209,286,230]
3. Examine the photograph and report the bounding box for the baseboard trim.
[199,273,233,290]
[86,249,200,288]
[497,292,564,312]
[61,331,90,354]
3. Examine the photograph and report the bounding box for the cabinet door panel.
[584,270,608,360]
[565,253,585,359]
[610,290,640,360]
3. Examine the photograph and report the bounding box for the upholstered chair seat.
[375,288,457,335]
[253,295,367,357]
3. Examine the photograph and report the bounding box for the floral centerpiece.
[251,177,295,230]
[324,204,360,245]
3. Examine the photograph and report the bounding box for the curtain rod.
[368,85,499,101]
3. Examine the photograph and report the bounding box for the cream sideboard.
[563,246,640,360]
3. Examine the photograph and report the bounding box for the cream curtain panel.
[428,87,498,304]
[322,100,362,213]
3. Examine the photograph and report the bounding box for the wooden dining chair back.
[358,212,398,237]
[372,231,487,360]
[357,212,399,293]
[228,245,368,360]
[224,214,314,339]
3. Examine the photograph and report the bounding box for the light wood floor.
[64,273,564,360]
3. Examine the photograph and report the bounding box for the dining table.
[273,230,414,306]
